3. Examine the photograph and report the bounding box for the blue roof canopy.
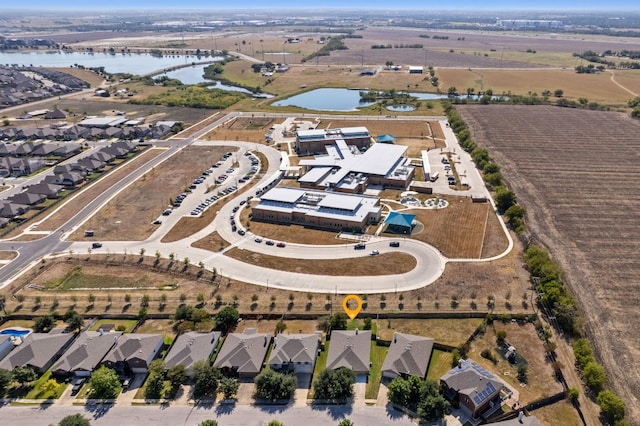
[384,211,416,228]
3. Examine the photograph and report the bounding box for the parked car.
[276,242,286,248]
[265,240,275,246]
[162,209,172,216]
[389,241,400,247]
[237,229,246,236]
[370,249,380,255]
[152,219,162,225]
[254,237,263,243]
[92,242,103,249]
[354,243,366,250]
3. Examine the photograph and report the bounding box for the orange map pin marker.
[342,294,363,320]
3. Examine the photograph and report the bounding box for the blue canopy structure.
[377,134,396,144]
[384,211,416,234]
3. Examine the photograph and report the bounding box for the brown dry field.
[611,69,640,96]
[48,66,105,87]
[0,251,18,261]
[458,104,640,424]
[69,145,231,242]
[438,68,633,104]
[224,248,416,276]
[191,231,229,252]
[39,149,162,230]
[470,322,565,403]
[376,318,482,347]
[203,115,276,143]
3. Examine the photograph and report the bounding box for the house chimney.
[393,333,397,343]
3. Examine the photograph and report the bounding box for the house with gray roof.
[0,202,28,218]
[51,330,122,378]
[0,335,14,361]
[488,414,540,426]
[26,182,64,199]
[102,333,164,374]
[440,359,504,420]
[164,331,220,377]
[269,333,320,374]
[326,330,371,377]
[382,332,434,379]
[8,191,46,206]
[213,328,270,377]
[0,332,75,373]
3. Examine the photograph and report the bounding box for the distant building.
[408,66,424,74]
[295,127,372,155]
[496,19,563,29]
[360,69,377,76]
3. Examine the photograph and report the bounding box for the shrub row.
[443,101,525,233]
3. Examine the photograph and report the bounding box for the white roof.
[79,117,127,127]
[297,127,370,141]
[319,192,361,210]
[297,166,332,183]
[300,142,408,183]
[260,187,304,203]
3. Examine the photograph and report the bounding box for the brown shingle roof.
[381,332,433,378]
[326,330,371,374]
[213,331,270,374]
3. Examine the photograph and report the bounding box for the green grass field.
[426,349,453,381]
[365,342,388,400]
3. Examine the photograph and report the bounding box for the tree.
[65,313,84,333]
[313,368,355,400]
[215,306,239,332]
[254,369,297,401]
[34,315,56,332]
[583,361,607,393]
[167,365,187,389]
[554,88,564,97]
[329,312,348,331]
[198,421,218,426]
[219,376,239,400]
[0,368,12,397]
[89,366,120,399]
[597,390,626,424]
[387,375,423,407]
[338,420,354,426]
[58,414,91,426]
[141,294,150,308]
[495,188,516,213]
[417,380,449,423]
[12,366,37,386]
[192,362,220,399]
[42,378,59,394]
[145,372,165,399]
[267,422,284,426]
[148,359,165,376]
[568,387,580,403]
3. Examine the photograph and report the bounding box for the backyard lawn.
[426,349,454,382]
[23,371,67,400]
[365,342,388,400]
[89,318,139,333]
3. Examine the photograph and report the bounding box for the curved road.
[0,112,511,294]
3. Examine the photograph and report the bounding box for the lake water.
[0,50,221,75]
[272,88,447,111]
[162,64,273,97]
[271,88,374,111]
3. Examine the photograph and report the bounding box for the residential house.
[381,332,434,379]
[102,334,164,374]
[27,182,64,199]
[8,191,46,206]
[0,335,14,361]
[164,331,221,377]
[51,330,123,378]
[213,328,270,377]
[326,330,371,378]
[440,359,505,420]
[44,110,67,120]
[268,333,320,374]
[487,414,540,426]
[0,331,75,373]
[0,202,29,218]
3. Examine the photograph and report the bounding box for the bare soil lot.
[458,104,640,424]
[70,145,230,241]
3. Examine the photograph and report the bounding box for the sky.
[4,0,639,11]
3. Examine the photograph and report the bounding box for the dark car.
[354,243,366,250]
[91,242,103,249]
[276,242,286,248]
[237,229,246,236]
[265,240,275,246]
[389,241,400,247]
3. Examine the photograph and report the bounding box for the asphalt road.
[0,404,416,426]
[0,112,511,294]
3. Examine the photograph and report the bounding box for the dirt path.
[608,70,638,97]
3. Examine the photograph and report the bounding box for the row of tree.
[443,101,525,233]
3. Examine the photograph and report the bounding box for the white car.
[370,250,380,256]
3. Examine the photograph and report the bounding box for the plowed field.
[458,104,640,424]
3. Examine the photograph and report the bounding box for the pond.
[271,88,374,111]
[272,88,447,111]
[386,105,416,112]
[162,64,273,97]
[0,50,222,75]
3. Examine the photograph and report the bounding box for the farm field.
[458,104,640,424]
[437,68,633,104]
[69,145,230,242]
